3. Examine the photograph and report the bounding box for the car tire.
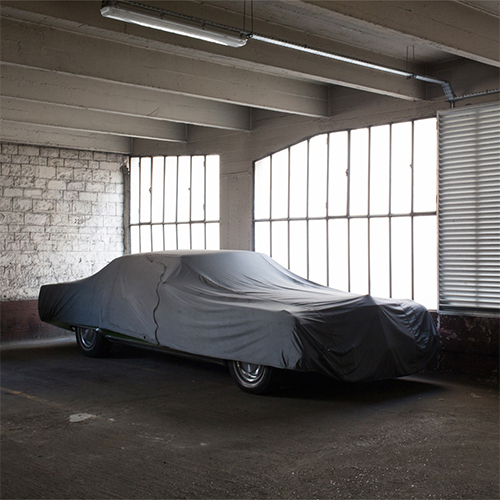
[228,360,274,395]
[75,327,111,358]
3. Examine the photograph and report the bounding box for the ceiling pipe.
[249,33,456,102]
[100,1,499,104]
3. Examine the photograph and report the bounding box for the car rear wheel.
[228,360,274,394]
[75,327,111,358]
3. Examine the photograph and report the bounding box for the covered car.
[38,250,439,393]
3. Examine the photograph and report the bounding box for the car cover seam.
[151,258,168,345]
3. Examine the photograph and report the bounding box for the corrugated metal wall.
[438,102,500,315]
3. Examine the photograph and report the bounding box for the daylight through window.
[130,155,220,253]
[254,118,438,310]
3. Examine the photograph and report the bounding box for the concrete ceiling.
[1,0,499,152]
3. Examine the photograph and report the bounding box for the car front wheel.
[75,327,111,358]
[228,360,274,394]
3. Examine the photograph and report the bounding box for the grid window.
[254,118,438,310]
[130,155,220,253]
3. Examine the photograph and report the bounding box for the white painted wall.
[0,143,127,301]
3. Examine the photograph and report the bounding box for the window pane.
[328,219,348,291]
[253,118,437,308]
[130,157,140,224]
[206,223,220,250]
[191,156,205,222]
[308,135,328,218]
[271,149,289,219]
[164,225,177,250]
[414,215,437,310]
[309,219,327,285]
[289,220,307,278]
[328,131,348,216]
[164,157,177,223]
[140,157,151,223]
[177,224,190,249]
[391,217,412,299]
[151,157,164,224]
[206,155,220,221]
[370,125,390,215]
[191,222,205,249]
[152,224,164,251]
[350,218,369,294]
[414,118,437,213]
[271,221,288,269]
[254,157,271,220]
[177,157,191,223]
[350,128,369,216]
[255,221,270,255]
[130,225,140,254]
[290,141,308,218]
[130,155,219,254]
[391,122,412,214]
[140,224,152,253]
[370,217,390,298]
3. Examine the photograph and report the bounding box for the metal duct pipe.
[250,33,456,102]
[104,2,500,104]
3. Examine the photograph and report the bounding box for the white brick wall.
[0,143,127,301]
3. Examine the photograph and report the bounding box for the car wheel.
[75,327,111,358]
[228,360,274,394]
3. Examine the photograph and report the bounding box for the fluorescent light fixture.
[101,3,247,48]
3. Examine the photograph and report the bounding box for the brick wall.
[0,143,127,308]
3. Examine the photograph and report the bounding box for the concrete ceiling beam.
[0,120,133,154]
[300,0,500,67]
[0,17,329,118]
[0,2,426,101]
[0,64,252,131]
[1,97,188,142]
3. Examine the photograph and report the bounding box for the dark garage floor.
[1,340,498,500]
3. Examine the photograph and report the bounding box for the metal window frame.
[129,154,220,253]
[253,118,438,305]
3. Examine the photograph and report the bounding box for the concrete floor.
[1,339,498,500]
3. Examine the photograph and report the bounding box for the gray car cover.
[38,250,439,382]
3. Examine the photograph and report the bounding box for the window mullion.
[150,157,153,252]
[326,134,330,287]
[411,121,416,301]
[175,156,179,250]
[204,156,207,250]
[162,156,166,251]
[138,158,142,254]
[347,131,351,292]
[287,148,291,270]
[189,156,193,250]
[388,125,393,298]
[269,154,274,259]
[306,140,310,280]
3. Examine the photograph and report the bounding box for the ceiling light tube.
[101,3,247,48]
